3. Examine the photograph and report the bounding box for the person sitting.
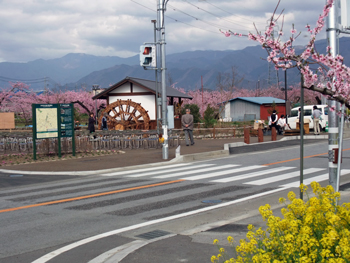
[277,114,289,134]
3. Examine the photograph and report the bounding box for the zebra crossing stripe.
[245,168,325,185]
[212,166,295,183]
[153,164,239,179]
[281,169,350,188]
[100,163,193,176]
[182,165,263,181]
[126,164,215,178]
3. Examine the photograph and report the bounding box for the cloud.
[0,0,339,62]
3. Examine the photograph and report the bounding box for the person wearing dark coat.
[88,113,95,133]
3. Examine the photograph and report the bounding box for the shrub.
[211,182,350,262]
[203,105,217,128]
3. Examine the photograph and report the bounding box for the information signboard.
[34,104,59,139]
[60,104,74,137]
[32,103,75,160]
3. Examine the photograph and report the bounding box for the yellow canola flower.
[227,236,234,243]
[211,182,350,262]
[287,191,296,201]
[213,239,219,244]
[300,183,308,192]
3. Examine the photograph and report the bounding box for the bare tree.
[216,66,245,119]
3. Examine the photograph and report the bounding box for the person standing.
[269,110,279,131]
[182,108,194,146]
[102,113,108,130]
[312,105,322,135]
[88,113,95,133]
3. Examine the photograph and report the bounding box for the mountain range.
[1,37,350,91]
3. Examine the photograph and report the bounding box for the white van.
[288,105,328,130]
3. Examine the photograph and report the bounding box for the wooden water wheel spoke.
[126,100,131,114]
[118,104,124,121]
[127,109,138,121]
[111,109,118,118]
[98,100,150,130]
[135,114,143,120]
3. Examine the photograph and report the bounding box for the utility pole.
[92,84,100,125]
[158,0,169,159]
[201,76,204,103]
[152,19,161,134]
[326,0,339,190]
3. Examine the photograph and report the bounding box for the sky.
[0,0,333,63]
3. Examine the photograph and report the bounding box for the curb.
[0,135,333,176]
[223,135,328,150]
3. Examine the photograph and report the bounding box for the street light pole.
[92,84,100,125]
[285,69,288,124]
[326,0,339,190]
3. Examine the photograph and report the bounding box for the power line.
[0,75,47,82]
[181,0,255,29]
[130,0,222,34]
[167,3,235,31]
[202,0,265,25]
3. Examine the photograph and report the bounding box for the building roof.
[228,97,285,105]
[93,76,192,100]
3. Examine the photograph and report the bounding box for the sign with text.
[60,104,74,137]
[34,104,59,139]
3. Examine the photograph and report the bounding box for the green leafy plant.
[203,105,217,128]
[211,182,350,262]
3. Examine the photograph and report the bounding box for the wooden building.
[92,77,192,130]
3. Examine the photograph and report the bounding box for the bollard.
[244,128,250,144]
[258,128,264,142]
[271,127,277,141]
[175,145,181,158]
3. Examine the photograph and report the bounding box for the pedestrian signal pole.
[139,0,169,159]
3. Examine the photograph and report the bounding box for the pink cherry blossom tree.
[0,82,30,111]
[221,0,350,110]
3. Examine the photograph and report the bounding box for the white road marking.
[245,168,325,185]
[212,166,295,183]
[281,169,350,188]
[31,187,288,263]
[125,164,214,178]
[182,165,263,181]
[100,163,193,176]
[153,164,239,179]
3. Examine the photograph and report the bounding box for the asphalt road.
[0,139,350,263]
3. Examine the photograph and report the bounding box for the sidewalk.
[0,134,319,173]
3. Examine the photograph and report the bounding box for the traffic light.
[140,44,156,67]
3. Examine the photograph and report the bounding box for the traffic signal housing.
[140,44,156,67]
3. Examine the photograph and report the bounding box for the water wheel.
[98,99,150,130]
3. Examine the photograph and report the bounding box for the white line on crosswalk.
[280,169,350,188]
[244,168,325,185]
[211,166,295,183]
[100,163,194,176]
[153,164,239,179]
[182,165,264,181]
[125,164,215,178]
